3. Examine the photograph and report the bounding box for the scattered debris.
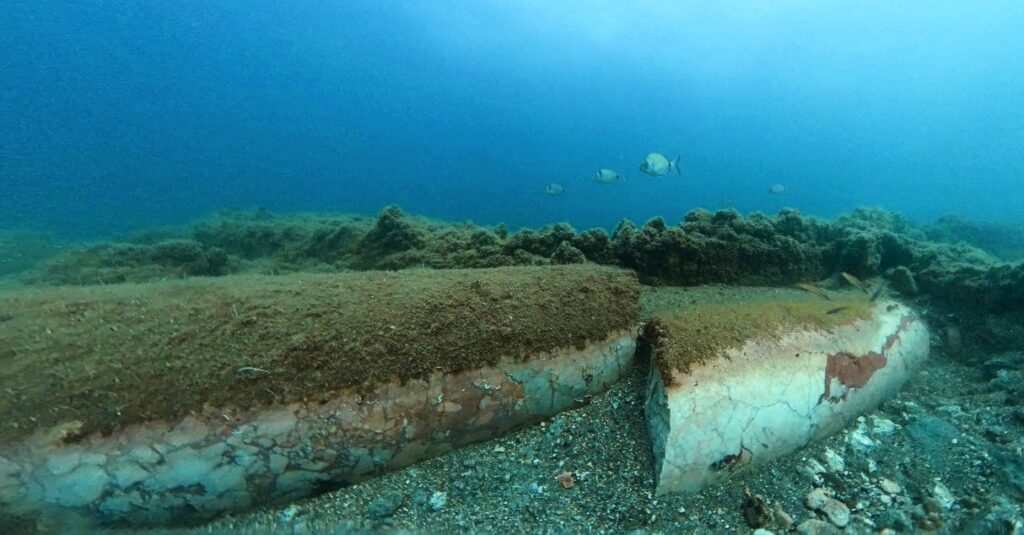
[234,366,272,379]
[821,448,845,472]
[805,487,851,528]
[879,478,902,495]
[365,492,405,519]
[741,486,771,528]
[932,481,956,510]
[427,491,447,512]
[556,471,576,490]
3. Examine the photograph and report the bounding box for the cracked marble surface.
[0,332,636,529]
[646,300,929,495]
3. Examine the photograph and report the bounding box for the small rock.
[932,481,956,510]
[907,417,959,458]
[937,404,964,417]
[427,491,447,512]
[879,478,902,495]
[796,518,842,535]
[822,448,845,472]
[797,464,824,485]
[493,446,506,453]
[806,458,827,474]
[876,509,915,532]
[773,506,795,529]
[885,266,918,296]
[556,471,576,490]
[847,427,876,454]
[742,487,771,528]
[462,458,477,469]
[805,488,851,528]
[365,492,404,519]
[752,529,775,535]
[870,415,900,437]
[278,504,302,523]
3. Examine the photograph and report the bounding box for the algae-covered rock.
[23,204,1024,317]
[886,266,918,296]
[925,215,1024,262]
[355,206,425,258]
[551,241,586,264]
[34,239,232,285]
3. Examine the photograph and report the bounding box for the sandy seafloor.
[82,301,1021,535]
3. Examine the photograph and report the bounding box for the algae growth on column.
[0,265,640,528]
[641,286,929,495]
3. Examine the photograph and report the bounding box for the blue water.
[3,1,1023,239]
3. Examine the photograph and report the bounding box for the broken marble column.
[0,266,640,528]
[644,296,929,495]
[0,331,636,528]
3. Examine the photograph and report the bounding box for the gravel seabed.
[110,315,1023,535]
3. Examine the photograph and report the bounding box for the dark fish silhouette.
[796,282,831,301]
[841,272,869,294]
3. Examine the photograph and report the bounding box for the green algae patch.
[0,265,639,444]
[641,286,873,382]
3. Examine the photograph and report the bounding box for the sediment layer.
[0,265,639,443]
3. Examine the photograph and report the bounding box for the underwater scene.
[2,2,1024,534]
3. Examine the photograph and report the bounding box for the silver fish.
[545,183,566,196]
[593,169,625,184]
[768,184,786,195]
[639,153,681,177]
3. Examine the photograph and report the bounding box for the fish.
[768,184,786,195]
[841,272,869,294]
[639,153,681,177]
[796,282,832,301]
[593,169,625,184]
[870,285,885,302]
[545,183,566,196]
[826,306,849,315]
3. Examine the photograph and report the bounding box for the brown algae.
[641,286,873,383]
[0,265,639,443]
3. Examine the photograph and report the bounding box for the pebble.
[752,529,775,535]
[365,492,404,519]
[870,415,900,437]
[822,448,845,472]
[879,478,902,495]
[847,427,876,454]
[805,488,851,528]
[278,504,301,523]
[773,506,794,529]
[932,481,956,509]
[796,518,842,535]
[427,491,447,512]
